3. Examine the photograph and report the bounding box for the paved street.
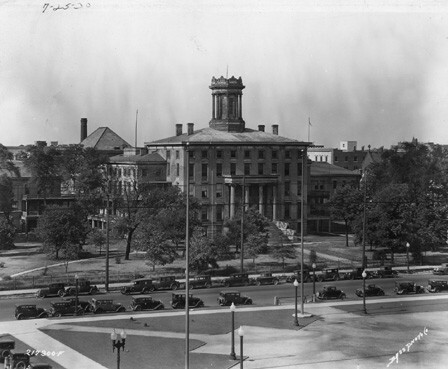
[1,294,447,369]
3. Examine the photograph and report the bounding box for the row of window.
[167,148,300,160]
[199,202,302,221]
[334,156,358,162]
[172,162,304,178]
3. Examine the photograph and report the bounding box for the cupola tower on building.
[209,76,245,132]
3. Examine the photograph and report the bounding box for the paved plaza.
[1,295,447,368]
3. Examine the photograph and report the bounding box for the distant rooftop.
[310,162,361,176]
[81,127,131,150]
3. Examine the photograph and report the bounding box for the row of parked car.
[16,290,253,320]
[316,279,448,300]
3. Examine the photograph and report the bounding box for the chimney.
[187,122,194,135]
[80,118,88,142]
[258,125,265,132]
[176,124,183,136]
[272,124,278,135]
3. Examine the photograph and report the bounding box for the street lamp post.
[238,326,245,369]
[75,274,79,315]
[293,279,299,326]
[312,263,316,302]
[362,270,367,314]
[406,242,410,274]
[111,329,126,369]
[230,303,236,360]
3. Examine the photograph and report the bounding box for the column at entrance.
[272,185,277,221]
[258,185,264,215]
[244,184,249,211]
[230,185,236,218]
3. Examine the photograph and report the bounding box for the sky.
[1,0,448,149]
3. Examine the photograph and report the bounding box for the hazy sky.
[1,0,448,149]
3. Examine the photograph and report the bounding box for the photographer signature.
[386,327,428,367]
[42,3,91,13]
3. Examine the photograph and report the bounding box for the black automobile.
[121,278,154,294]
[316,269,340,282]
[189,276,213,289]
[285,269,314,283]
[427,279,448,293]
[374,267,399,278]
[90,298,126,314]
[129,296,164,311]
[219,273,251,287]
[433,266,448,275]
[35,283,66,298]
[344,268,373,280]
[49,301,84,317]
[252,272,280,286]
[152,276,180,291]
[355,284,385,297]
[316,286,346,300]
[171,293,204,309]
[217,291,253,306]
[15,305,48,320]
[62,297,92,313]
[394,281,425,295]
[64,279,99,296]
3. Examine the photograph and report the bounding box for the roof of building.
[310,162,361,177]
[81,127,131,150]
[108,152,165,164]
[146,127,308,146]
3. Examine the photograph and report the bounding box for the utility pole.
[240,176,245,273]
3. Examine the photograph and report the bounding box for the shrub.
[2,275,12,281]
[115,256,122,264]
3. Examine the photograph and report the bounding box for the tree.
[270,234,296,269]
[189,228,220,271]
[0,176,15,226]
[223,206,270,251]
[327,185,363,247]
[88,228,106,256]
[245,233,268,265]
[0,217,15,250]
[113,185,199,260]
[24,143,61,201]
[35,205,89,259]
[134,223,177,271]
[0,144,20,177]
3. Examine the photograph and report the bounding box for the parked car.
[394,281,425,295]
[171,293,204,309]
[217,291,253,306]
[344,268,372,280]
[219,273,251,287]
[90,298,126,314]
[64,279,99,296]
[433,266,448,275]
[3,353,31,369]
[374,266,398,278]
[152,276,180,291]
[427,279,448,293]
[316,286,346,300]
[285,269,314,283]
[35,283,66,298]
[121,278,154,294]
[49,301,84,317]
[0,340,15,364]
[62,297,92,313]
[15,305,48,320]
[316,269,340,282]
[129,296,164,311]
[252,272,280,286]
[355,284,385,297]
[189,276,213,289]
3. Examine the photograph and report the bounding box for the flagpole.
[308,117,310,142]
[135,109,138,148]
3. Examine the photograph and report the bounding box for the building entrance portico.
[223,175,278,220]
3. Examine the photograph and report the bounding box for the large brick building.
[145,76,311,237]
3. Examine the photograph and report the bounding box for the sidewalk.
[2,294,447,368]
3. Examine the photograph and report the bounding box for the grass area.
[1,233,446,290]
